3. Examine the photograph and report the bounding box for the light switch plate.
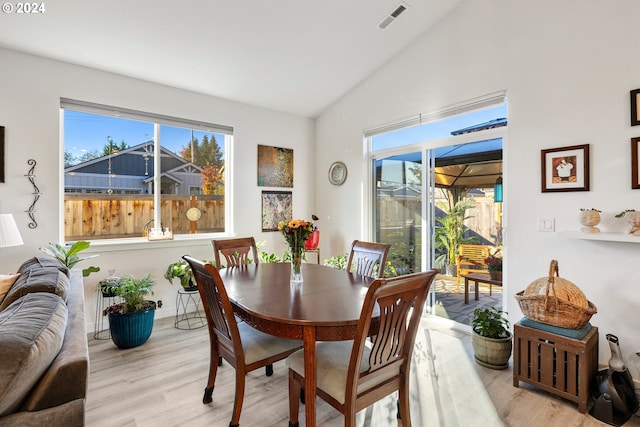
[537,217,555,232]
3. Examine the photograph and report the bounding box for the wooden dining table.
[219,262,377,427]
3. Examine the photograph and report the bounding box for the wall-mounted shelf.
[560,231,640,243]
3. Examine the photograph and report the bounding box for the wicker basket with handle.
[515,260,597,329]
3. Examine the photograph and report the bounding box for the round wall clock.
[186,207,202,222]
[328,161,347,185]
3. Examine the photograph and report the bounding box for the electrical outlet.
[537,217,555,232]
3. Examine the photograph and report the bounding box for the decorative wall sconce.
[25,159,40,229]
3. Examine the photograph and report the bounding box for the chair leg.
[204,347,220,404]
[288,370,301,427]
[203,386,214,404]
[265,363,273,376]
[218,356,223,366]
[230,370,246,427]
[398,383,411,427]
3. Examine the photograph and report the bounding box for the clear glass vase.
[290,246,304,283]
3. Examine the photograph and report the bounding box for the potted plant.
[164,260,198,291]
[434,200,478,276]
[616,209,640,235]
[98,273,121,297]
[579,208,601,233]
[40,240,100,277]
[484,249,503,280]
[324,253,347,270]
[471,306,512,370]
[104,273,160,349]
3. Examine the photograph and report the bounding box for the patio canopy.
[433,138,502,189]
[384,138,502,189]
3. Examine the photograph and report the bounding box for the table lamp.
[0,214,24,248]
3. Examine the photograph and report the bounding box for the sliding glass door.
[368,99,507,327]
[373,151,426,276]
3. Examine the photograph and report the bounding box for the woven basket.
[515,260,597,329]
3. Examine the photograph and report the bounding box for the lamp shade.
[493,176,503,203]
[0,214,24,248]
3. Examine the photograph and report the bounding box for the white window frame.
[59,99,233,246]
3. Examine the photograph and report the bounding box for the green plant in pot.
[104,273,161,349]
[434,199,477,276]
[40,240,100,277]
[164,260,197,291]
[471,306,512,370]
[484,248,503,280]
[98,274,121,298]
[165,259,216,290]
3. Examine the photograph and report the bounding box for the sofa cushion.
[17,257,70,277]
[0,268,70,311]
[0,292,68,417]
[0,274,20,303]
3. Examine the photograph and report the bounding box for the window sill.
[83,233,223,253]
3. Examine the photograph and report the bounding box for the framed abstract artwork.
[541,144,590,192]
[631,89,640,126]
[261,191,292,231]
[632,137,640,189]
[257,144,294,187]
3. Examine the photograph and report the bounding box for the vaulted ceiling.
[0,1,462,117]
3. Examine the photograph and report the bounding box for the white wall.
[0,48,314,329]
[316,0,640,373]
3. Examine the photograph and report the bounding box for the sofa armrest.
[0,399,84,427]
[22,270,88,412]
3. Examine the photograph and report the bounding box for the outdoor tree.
[180,134,225,195]
[64,148,103,168]
[103,137,128,156]
[201,164,225,195]
[179,134,223,169]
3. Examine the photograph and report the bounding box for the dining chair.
[286,269,438,427]
[183,256,303,427]
[346,240,391,278]
[212,237,259,269]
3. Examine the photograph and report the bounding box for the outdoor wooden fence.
[64,194,224,241]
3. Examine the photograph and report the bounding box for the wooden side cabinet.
[513,323,599,413]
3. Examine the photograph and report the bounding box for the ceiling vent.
[378,2,409,30]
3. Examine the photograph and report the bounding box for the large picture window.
[62,99,232,241]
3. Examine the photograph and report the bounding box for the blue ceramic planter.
[108,302,156,349]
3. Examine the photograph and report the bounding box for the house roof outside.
[64,142,203,194]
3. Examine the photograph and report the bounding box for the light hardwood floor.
[86,315,629,427]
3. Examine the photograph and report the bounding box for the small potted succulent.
[471,306,512,370]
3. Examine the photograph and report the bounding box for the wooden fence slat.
[64,194,224,240]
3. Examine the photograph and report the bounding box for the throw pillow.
[0,274,20,303]
[0,268,70,311]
